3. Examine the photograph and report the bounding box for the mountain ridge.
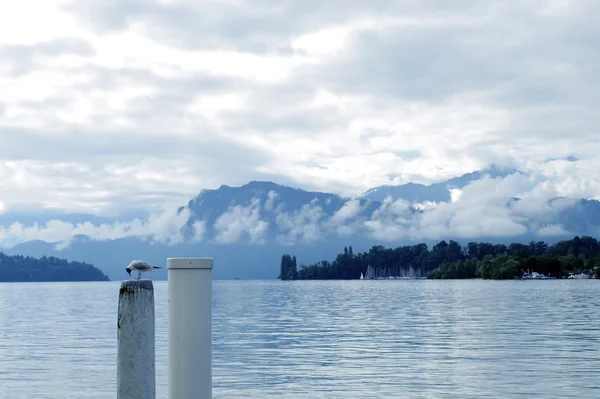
[2,164,600,280]
[360,164,522,203]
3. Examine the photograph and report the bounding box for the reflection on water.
[0,280,599,398]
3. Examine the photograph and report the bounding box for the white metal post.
[117,279,156,399]
[168,257,213,399]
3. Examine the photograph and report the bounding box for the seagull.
[126,260,162,280]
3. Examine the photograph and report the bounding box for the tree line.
[0,252,110,282]
[277,236,600,280]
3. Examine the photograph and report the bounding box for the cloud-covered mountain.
[3,165,600,280]
[180,180,382,245]
[360,164,521,203]
[175,166,599,247]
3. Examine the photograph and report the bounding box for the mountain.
[3,165,600,281]
[180,180,382,242]
[553,199,600,233]
[361,164,521,203]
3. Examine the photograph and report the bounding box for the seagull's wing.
[130,260,156,271]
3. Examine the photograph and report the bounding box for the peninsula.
[0,252,110,282]
[279,236,600,280]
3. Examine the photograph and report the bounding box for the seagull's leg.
[137,271,142,280]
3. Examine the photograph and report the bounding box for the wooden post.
[117,279,156,399]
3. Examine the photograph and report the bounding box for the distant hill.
[3,164,600,280]
[0,252,110,282]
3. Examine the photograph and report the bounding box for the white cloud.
[0,0,81,46]
[354,167,598,242]
[264,190,278,211]
[329,199,361,225]
[0,0,598,241]
[186,93,246,120]
[363,197,413,241]
[275,201,326,245]
[326,198,364,237]
[537,224,571,237]
[213,198,269,244]
[291,26,351,56]
[413,201,437,211]
[191,220,206,242]
[449,189,462,203]
[88,26,315,82]
[0,206,193,249]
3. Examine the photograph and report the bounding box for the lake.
[0,279,599,398]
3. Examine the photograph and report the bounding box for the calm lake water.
[0,279,599,398]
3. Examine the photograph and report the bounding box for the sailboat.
[360,272,364,280]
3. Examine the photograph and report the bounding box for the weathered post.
[117,280,156,399]
[168,257,213,399]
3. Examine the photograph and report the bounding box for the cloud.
[213,198,269,244]
[328,199,361,224]
[0,206,192,249]
[363,197,414,241]
[191,220,206,242]
[0,0,599,243]
[275,199,326,245]
[449,189,462,203]
[347,166,600,242]
[0,136,276,215]
[537,224,571,237]
[264,190,278,211]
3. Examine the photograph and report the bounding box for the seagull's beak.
[126,268,131,276]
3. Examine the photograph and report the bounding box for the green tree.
[278,254,297,280]
[278,254,288,280]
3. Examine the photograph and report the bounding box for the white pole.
[117,280,156,399]
[168,257,213,399]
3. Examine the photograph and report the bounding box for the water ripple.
[0,280,599,398]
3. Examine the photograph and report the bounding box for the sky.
[0,0,599,247]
